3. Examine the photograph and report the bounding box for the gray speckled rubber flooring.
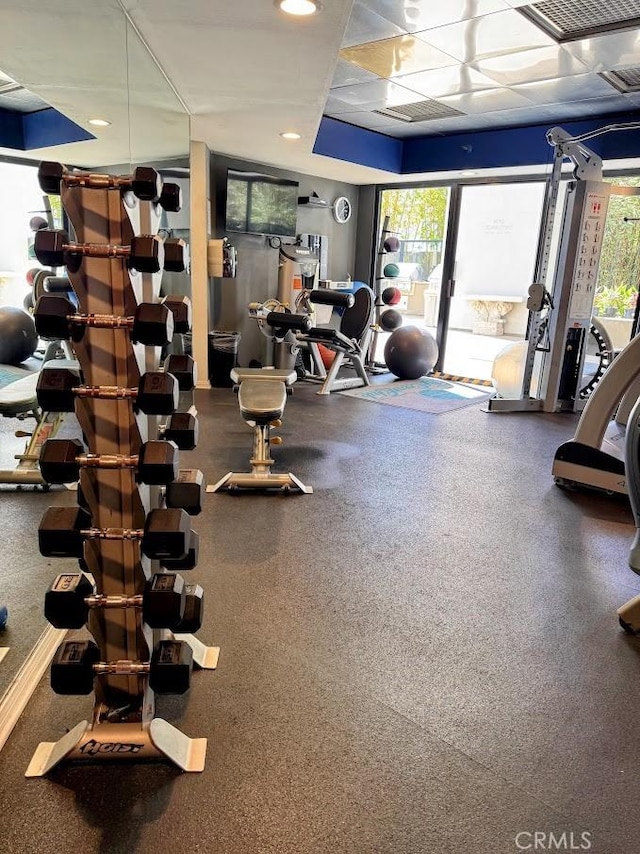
[1,382,639,854]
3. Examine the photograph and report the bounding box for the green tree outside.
[380,187,448,276]
[595,176,640,317]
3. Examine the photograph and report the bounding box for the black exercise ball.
[384,325,439,380]
[0,306,38,365]
[383,236,400,252]
[380,309,403,331]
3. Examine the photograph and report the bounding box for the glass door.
[439,182,546,381]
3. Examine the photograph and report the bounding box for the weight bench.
[0,358,79,488]
[296,285,375,395]
[211,366,312,494]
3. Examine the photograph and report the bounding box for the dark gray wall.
[210,153,363,365]
[355,184,378,286]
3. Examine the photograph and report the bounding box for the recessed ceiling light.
[461,170,477,177]
[88,118,111,127]
[280,131,302,140]
[277,0,321,16]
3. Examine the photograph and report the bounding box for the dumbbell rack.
[367,214,397,373]
[26,168,216,776]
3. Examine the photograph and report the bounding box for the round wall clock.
[332,196,352,224]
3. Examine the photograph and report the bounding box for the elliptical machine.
[616,396,640,632]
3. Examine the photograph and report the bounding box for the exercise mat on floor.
[338,375,493,414]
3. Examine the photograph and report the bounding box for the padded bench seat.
[0,359,80,418]
[238,380,287,423]
[300,327,356,351]
[231,367,297,386]
[0,372,40,417]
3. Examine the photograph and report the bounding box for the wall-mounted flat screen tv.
[225,169,298,237]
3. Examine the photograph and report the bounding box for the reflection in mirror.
[125,18,191,305]
[0,5,190,723]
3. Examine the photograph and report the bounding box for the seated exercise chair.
[211,308,313,494]
[295,283,375,395]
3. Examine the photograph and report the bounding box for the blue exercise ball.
[384,325,439,380]
[0,307,38,365]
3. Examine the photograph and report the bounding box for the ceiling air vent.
[519,0,640,41]
[0,80,21,95]
[600,65,640,92]
[373,99,464,123]
[0,86,49,114]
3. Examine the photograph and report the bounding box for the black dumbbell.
[44,570,187,630]
[164,469,204,516]
[161,529,199,571]
[165,354,197,391]
[38,161,162,201]
[173,583,204,634]
[159,411,199,450]
[163,238,189,273]
[39,438,179,486]
[158,182,182,213]
[162,295,192,334]
[34,229,164,274]
[143,572,188,629]
[34,294,173,346]
[50,638,192,695]
[36,367,179,415]
[38,506,191,560]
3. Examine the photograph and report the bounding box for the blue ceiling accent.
[0,107,94,151]
[315,111,640,176]
[314,116,403,173]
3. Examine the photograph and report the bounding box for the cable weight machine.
[488,122,640,415]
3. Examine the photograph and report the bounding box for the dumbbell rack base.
[209,471,312,494]
[174,633,220,669]
[26,716,206,776]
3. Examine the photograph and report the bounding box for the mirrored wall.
[0,2,189,701]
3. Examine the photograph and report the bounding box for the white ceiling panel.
[395,64,499,98]
[415,9,555,63]
[438,86,535,114]
[341,1,404,48]
[330,79,426,109]
[331,58,379,87]
[512,72,618,105]
[340,34,459,77]
[562,30,640,72]
[547,93,639,116]
[325,94,363,115]
[358,0,511,33]
[391,113,498,135]
[471,45,589,86]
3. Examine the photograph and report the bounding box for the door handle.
[447,279,456,298]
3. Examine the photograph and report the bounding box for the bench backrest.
[340,286,374,342]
